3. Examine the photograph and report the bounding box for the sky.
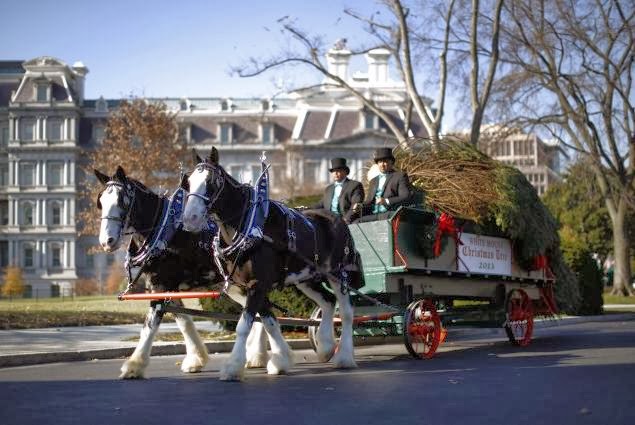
[1,0,382,98]
[1,0,463,130]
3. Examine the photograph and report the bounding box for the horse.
[181,148,361,381]
[95,166,272,379]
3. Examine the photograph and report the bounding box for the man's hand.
[375,197,387,206]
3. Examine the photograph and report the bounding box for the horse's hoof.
[181,354,207,373]
[332,352,357,369]
[246,353,269,369]
[220,364,245,381]
[266,353,292,375]
[120,359,146,379]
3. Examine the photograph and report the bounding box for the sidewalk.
[1,311,634,368]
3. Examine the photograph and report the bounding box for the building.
[0,46,424,297]
[477,128,565,196]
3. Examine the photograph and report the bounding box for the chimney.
[366,48,391,85]
[72,61,89,105]
[325,38,351,84]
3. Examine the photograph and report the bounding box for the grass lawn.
[0,295,198,330]
[603,293,635,305]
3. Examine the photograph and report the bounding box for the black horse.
[182,148,361,381]
[95,166,271,378]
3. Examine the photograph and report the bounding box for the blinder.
[186,162,224,210]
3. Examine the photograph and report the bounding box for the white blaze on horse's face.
[182,167,210,233]
[98,185,125,252]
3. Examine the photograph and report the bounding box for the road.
[1,319,634,425]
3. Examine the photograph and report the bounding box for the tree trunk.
[609,203,633,296]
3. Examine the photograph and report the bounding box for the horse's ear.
[115,166,127,182]
[180,173,190,191]
[192,149,203,164]
[209,146,219,165]
[94,169,110,185]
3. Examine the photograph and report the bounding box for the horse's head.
[95,166,135,252]
[182,147,223,232]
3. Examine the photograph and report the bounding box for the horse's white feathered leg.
[225,285,269,368]
[220,311,253,381]
[245,321,269,368]
[261,315,293,375]
[298,283,336,362]
[329,280,357,369]
[173,300,208,373]
[120,305,163,379]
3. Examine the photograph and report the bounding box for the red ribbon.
[532,254,548,271]
[433,212,458,257]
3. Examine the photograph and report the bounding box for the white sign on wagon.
[458,233,512,276]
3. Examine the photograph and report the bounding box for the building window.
[304,161,320,185]
[261,123,273,144]
[95,97,108,113]
[93,125,105,143]
[22,202,35,226]
[0,241,7,268]
[221,99,229,111]
[51,202,62,225]
[23,243,34,268]
[49,162,64,186]
[261,99,270,111]
[363,112,376,130]
[271,165,284,187]
[219,123,232,144]
[36,84,49,102]
[48,119,63,141]
[1,126,8,147]
[250,165,262,184]
[51,244,62,268]
[86,254,94,268]
[180,99,188,111]
[228,165,242,181]
[20,162,36,186]
[106,254,115,265]
[0,200,7,225]
[0,164,8,187]
[21,119,36,142]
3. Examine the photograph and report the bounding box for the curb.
[1,313,633,368]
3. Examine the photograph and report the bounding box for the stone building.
[1,47,423,297]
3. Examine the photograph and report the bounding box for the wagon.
[120,205,558,361]
[334,206,558,359]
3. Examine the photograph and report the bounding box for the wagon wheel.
[307,307,341,357]
[504,289,534,347]
[403,299,441,359]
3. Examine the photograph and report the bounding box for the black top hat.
[373,147,395,163]
[329,157,350,173]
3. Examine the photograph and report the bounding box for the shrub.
[75,279,100,296]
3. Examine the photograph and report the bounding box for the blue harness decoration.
[124,186,218,288]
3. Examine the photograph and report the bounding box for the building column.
[69,240,75,269]
[35,161,40,187]
[69,198,75,225]
[7,198,13,226]
[13,159,19,185]
[41,161,47,186]
[8,161,13,186]
[14,117,19,141]
[13,200,18,226]
[42,117,47,141]
[69,160,75,185]
[69,117,76,141]
[8,239,14,266]
[64,240,69,268]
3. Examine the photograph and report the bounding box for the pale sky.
[1,0,462,129]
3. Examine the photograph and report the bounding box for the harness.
[121,186,218,294]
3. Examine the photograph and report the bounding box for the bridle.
[98,180,137,242]
[186,162,225,210]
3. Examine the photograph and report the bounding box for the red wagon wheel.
[504,289,534,347]
[403,299,441,359]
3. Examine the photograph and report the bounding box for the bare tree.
[497,0,635,295]
[233,0,504,146]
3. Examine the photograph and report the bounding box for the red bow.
[532,254,549,271]
[433,212,458,257]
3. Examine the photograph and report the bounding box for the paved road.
[1,319,634,425]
